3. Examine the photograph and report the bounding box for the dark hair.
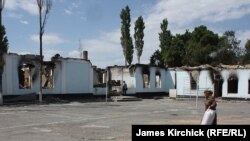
[204,90,213,95]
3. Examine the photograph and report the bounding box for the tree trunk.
[0,74,3,105]
[0,9,3,105]
[39,7,43,102]
[0,9,2,26]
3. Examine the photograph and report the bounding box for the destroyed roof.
[176,64,250,71]
[176,64,217,71]
[218,64,250,69]
[107,64,169,70]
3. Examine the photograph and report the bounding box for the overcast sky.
[3,0,250,68]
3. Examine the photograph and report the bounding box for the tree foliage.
[0,25,8,73]
[134,16,145,64]
[0,0,5,25]
[150,23,243,67]
[166,35,185,67]
[245,39,250,52]
[150,49,164,67]
[120,5,134,66]
[158,19,172,66]
[186,25,220,66]
[243,39,250,64]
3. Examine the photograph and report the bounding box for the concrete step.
[110,96,142,102]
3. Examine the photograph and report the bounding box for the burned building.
[106,64,175,96]
[219,64,250,99]
[2,53,94,96]
[2,53,250,100]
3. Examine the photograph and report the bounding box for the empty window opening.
[228,75,238,94]
[155,71,161,88]
[42,62,55,89]
[93,69,107,88]
[248,80,250,94]
[190,71,199,90]
[18,64,34,89]
[142,69,150,88]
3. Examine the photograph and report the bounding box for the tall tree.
[0,0,4,25]
[159,19,172,66]
[224,31,242,62]
[245,39,250,52]
[179,30,191,65]
[0,25,8,71]
[223,31,241,54]
[120,5,134,66]
[166,35,185,67]
[134,16,145,64]
[0,0,5,105]
[0,25,8,105]
[37,0,52,102]
[243,39,250,64]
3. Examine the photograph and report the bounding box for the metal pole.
[121,67,123,95]
[0,92,2,105]
[106,69,108,103]
[196,73,200,109]
[38,58,42,103]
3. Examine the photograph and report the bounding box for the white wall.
[3,54,93,95]
[176,70,189,96]
[3,54,40,95]
[93,88,106,95]
[109,65,169,95]
[44,59,93,94]
[165,69,175,93]
[176,69,213,96]
[135,66,167,94]
[199,70,214,91]
[221,69,250,98]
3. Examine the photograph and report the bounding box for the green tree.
[186,25,220,66]
[245,39,250,51]
[0,25,8,105]
[243,39,250,64]
[134,16,145,64]
[150,49,164,67]
[211,36,235,65]
[0,0,5,105]
[179,30,191,65]
[159,19,172,66]
[223,31,241,57]
[120,5,133,66]
[0,0,4,25]
[150,22,243,67]
[223,31,242,63]
[212,31,241,65]
[166,35,185,67]
[0,26,8,67]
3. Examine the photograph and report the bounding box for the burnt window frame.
[190,72,197,90]
[227,75,238,94]
[18,63,34,89]
[42,62,55,89]
[142,68,150,88]
[248,80,250,94]
[155,71,161,88]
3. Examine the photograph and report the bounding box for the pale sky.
[3,0,250,68]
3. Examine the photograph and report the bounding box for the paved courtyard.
[0,98,250,141]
